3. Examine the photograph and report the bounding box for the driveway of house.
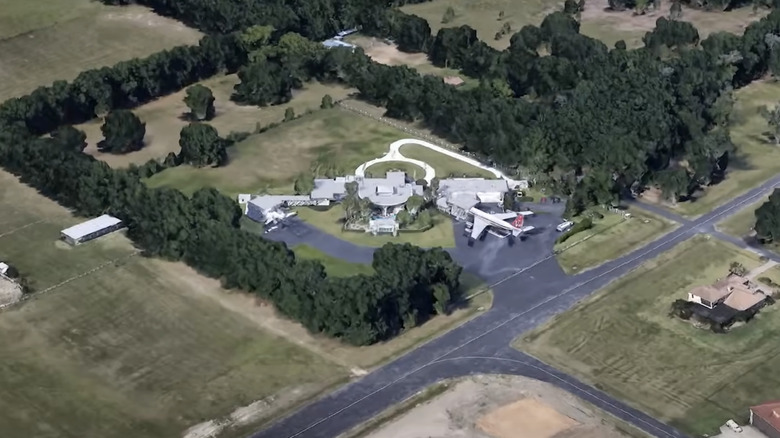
[712,424,767,438]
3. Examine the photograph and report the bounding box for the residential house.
[751,401,780,438]
[688,274,768,312]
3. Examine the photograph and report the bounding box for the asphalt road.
[254,177,780,438]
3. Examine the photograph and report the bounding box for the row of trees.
[0,34,462,345]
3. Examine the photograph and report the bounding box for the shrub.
[668,298,693,320]
[517,196,534,202]
[556,218,593,244]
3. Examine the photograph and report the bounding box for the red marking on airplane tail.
[512,215,524,228]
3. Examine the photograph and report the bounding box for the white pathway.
[354,138,522,185]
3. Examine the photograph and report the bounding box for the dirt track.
[363,375,642,438]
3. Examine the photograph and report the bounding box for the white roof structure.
[357,172,424,206]
[438,178,510,210]
[61,215,122,240]
[248,195,312,212]
[0,262,8,276]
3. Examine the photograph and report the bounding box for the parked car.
[556,221,574,232]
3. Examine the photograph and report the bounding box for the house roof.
[248,195,311,212]
[61,215,122,240]
[311,177,351,200]
[357,172,424,207]
[439,178,509,194]
[752,401,780,432]
[689,285,732,303]
[724,288,767,311]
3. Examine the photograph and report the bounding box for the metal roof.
[311,177,350,200]
[438,178,509,194]
[357,172,424,207]
[249,195,312,212]
[61,215,122,240]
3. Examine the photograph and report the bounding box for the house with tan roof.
[751,400,780,438]
[687,274,768,312]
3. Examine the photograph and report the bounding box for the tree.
[729,261,748,277]
[284,107,295,121]
[432,283,451,315]
[563,0,580,14]
[177,123,227,167]
[405,195,425,216]
[321,94,334,109]
[762,103,780,145]
[498,10,505,20]
[184,84,216,121]
[503,191,516,211]
[755,189,780,243]
[442,6,455,24]
[51,125,87,153]
[98,110,145,154]
[293,173,314,194]
[396,209,411,227]
[670,0,683,20]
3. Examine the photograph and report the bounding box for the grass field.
[146,108,406,196]
[0,2,202,101]
[718,196,765,238]
[293,245,376,277]
[554,208,676,274]
[516,236,780,436]
[662,81,780,217]
[399,144,496,179]
[80,77,354,168]
[0,169,347,438]
[401,0,763,50]
[295,205,456,248]
[365,161,427,179]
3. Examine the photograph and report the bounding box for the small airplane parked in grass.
[466,207,535,246]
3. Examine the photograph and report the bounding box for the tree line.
[0,34,461,346]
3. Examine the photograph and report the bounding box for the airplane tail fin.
[511,215,524,229]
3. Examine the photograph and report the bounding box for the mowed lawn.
[401,0,763,50]
[79,77,354,168]
[670,81,780,217]
[146,108,405,196]
[0,169,346,437]
[718,196,765,238]
[516,236,780,436]
[555,208,676,274]
[295,205,456,248]
[399,144,497,179]
[0,1,202,101]
[293,245,376,277]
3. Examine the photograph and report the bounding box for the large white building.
[436,178,511,220]
[60,215,124,246]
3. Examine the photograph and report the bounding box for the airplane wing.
[470,216,489,240]
[492,212,518,220]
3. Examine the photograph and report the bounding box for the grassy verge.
[0,2,202,101]
[717,196,765,238]
[399,144,496,179]
[146,108,405,197]
[665,80,780,217]
[80,77,354,168]
[365,161,426,180]
[554,207,676,274]
[516,236,780,436]
[294,205,456,248]
[293,245,375,277]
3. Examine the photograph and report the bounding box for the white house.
[61,215,124,246]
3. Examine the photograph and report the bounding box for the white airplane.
[265,210,297,225]
[467,207,535,242]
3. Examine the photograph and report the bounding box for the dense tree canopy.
[178,123,228,167]
[98,110,146,154]
[184,84,216,120]
[756,188,780,243]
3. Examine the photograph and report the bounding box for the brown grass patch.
[478,398,579,438]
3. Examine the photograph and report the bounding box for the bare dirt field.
[0,3,202,101]
[80,76,354,168]
[580,0,767,48]
[357,375,647,438]
[402,0,765,50]
[349,36,475,87]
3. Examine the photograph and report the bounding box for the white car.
[556,221,574,232]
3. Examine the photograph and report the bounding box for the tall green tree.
[293,173,315,194]
[98,110,145,154]
[51,125,88,153]
[184,84,216,121]
[178,123,227,167]
[756,189,780,243]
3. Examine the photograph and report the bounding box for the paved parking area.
[713,424,767,438]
